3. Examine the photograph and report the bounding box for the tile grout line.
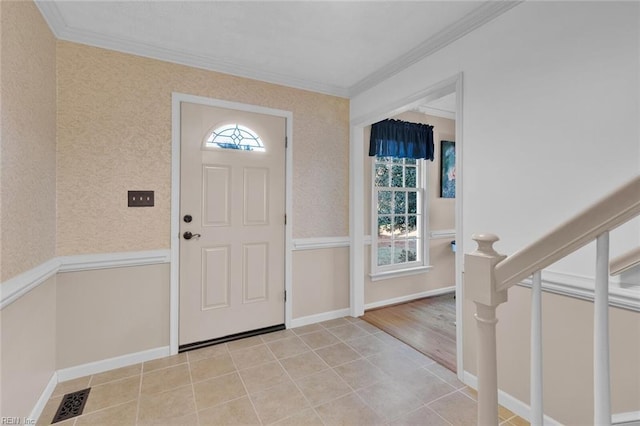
[134,366,143,426]
[308,332,382,425]
[427,404,455,425]
[185,349,202,426]
[324,323,409,424]
[231,341,268,425]
[267,330,329,425]
[51,319,474,426]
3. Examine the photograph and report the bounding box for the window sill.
[369,265,433,282]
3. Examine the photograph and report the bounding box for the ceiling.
[36,1,520,98]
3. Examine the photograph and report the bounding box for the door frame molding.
[170,93,293,354]
[349,73,464,379]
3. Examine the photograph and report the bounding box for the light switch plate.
[128,190,154,207]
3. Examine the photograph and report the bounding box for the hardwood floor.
[361,293,457,372]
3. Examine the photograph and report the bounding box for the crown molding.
[34,0,65,39]
[34,2,349,98]
[36,1,521,100]
[348,1,523,97]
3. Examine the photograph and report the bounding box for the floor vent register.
[52,388,91,423]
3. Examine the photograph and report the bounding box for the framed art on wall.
[440,140,455,198]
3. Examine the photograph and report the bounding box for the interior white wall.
[351,1,640,278]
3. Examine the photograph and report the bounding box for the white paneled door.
[179,102,286,346]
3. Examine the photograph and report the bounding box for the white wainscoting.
[0,250,171,310]
[430,229,456,239]
[58,249,170,272]
[291,231,457,252]
[518,270,640,312]
[1,258,60,310]
[292,237,350,251]
[8,247,637,422]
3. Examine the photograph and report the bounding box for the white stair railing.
[465,175,640,425]
[530,270,543,425]
[610,246,640,276]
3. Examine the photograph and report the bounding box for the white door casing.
[179,101,286,346]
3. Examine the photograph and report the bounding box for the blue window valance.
[368,119,434,161]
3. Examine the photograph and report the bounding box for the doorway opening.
[349,74,463,377]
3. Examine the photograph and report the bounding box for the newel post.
[465,234,508,426]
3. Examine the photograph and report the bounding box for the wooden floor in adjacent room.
[361,293,457,372]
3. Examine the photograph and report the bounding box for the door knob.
[183,231,201,240]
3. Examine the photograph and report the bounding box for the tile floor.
[39,317,529,425]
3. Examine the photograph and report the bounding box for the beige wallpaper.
[56,42,349,256]
[363,112,456,304]
[0,0,57,280]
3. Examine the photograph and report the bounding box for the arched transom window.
[205,124,265,152]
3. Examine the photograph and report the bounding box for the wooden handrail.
[494,176,640,292]
[610,246,640,276]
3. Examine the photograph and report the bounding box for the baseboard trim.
[463,371,563,426]
[1,250,171,310]
[30,372,58,423]
[290,308,351,328]
[57,346,171,382]
[364,286,455,310]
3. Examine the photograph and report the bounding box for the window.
[371,156,429,279]
[205,124,265,152]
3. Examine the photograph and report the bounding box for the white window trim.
[369,156,430,281]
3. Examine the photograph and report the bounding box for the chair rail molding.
[1,258,61,310]
[292,236,350,251]
[430,229,456,239]
[0,249,171,309]
[58,249,171,272]
[518,270,640,312]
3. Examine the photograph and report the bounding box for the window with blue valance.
[368,119,434,161]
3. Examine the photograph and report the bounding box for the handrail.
[494,176,640,292]
[610,246,640,276]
